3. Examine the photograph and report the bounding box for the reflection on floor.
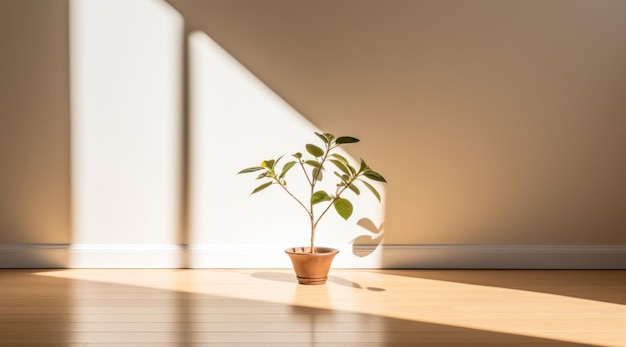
[0,269,624,346]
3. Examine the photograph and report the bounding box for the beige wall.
[0,0,71,244]
[1,0,624,249]
[168,0,626,245]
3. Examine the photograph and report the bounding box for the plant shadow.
[251,271,385,291]
[352,217,385,258]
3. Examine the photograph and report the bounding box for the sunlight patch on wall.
[70,0,183,251]
[68,0,385,267]
[187,31,386,267]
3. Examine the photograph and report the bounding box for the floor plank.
[0,269,623,346]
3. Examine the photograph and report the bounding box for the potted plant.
[238,132,386,284]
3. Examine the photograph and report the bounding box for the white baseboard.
[0,243,624,269]
[70,244,184,268]
[371,244,626,269]
[0,244,69,268]
[0,244,184,268]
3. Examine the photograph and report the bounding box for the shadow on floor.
[251,271,386,291]
[373,269,626,305]
[0,270,604,346]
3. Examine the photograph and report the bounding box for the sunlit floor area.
[0,269,624,346]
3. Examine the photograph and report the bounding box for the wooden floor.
[0,269,624,347]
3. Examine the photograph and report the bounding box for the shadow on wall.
[1,0,388,268]
[0,0,72,244]
[165,0,626,249]
[180,5,388,257]
[1,0,625,269]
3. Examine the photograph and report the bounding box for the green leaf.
[314,132,330,145]
[347,163,357,175]
[304,160,321,168]
[311,190,332,205]
[359,159,369,172]
[334,198,353,220]
[256,171,269,179]
[323,133,335,142]
[335,136,360,144]
[348,183,360,195]
[331,153,350,165]
[312,167,323,181]
[363,170,387,182]
[361,180,381,202]
[293,152,302,159]
[306,144,325,157]
[279,161,296,179]
[250,181,272,195]
[238,166,264,174]
[261,159,275,170]
[330,159,350,175]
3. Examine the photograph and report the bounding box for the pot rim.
[284,246,339,255]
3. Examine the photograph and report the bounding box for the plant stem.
[307,143,334,253]
[272,142,350,254]
[310,211,315,253]
[310,177,316,252]
[275,163,318,253]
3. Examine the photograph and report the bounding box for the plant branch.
[239,132,385,256]
[298,160,313,186]
[274,177,311,218]
[313,178,354,230]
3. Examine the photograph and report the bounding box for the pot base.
[284,247,339,285]
[296,276,328,285]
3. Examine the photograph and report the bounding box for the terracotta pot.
[284,247,339,285]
